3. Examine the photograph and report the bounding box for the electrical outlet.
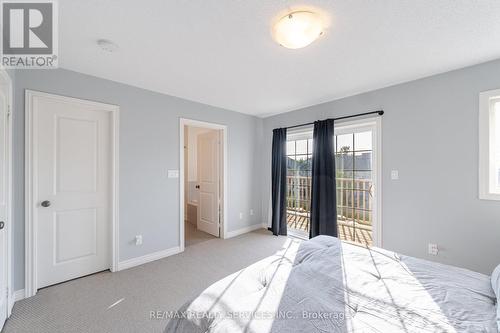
[428,243,438,256]
[239,212,243,220]
[135,235,143,246]
[391,170,399,180]
[250,209,254,216]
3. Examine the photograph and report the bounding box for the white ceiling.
[60,0,500,117]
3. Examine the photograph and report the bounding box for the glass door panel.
[286,136,312,238]
[335,130,374,246]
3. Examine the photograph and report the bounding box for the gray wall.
[11,58,500,291]
[12,69,264,291]
[262,59,500,275]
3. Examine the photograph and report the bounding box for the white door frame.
[0,70,13,317]
[25,90,120,298]
[179,118,227,251]
[335,117,383,247]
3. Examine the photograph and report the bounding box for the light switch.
[167,170,179,178]
[391,170,399,180]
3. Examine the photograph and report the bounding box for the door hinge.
[7,105,11,118]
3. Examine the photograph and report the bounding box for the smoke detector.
[97,39,119,53]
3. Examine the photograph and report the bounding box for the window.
[479,89,500,200]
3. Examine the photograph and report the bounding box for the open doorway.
[180,119,226,250]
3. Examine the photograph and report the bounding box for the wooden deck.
[287,212,372,246]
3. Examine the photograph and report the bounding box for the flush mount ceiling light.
[272,11,325,49]
[97,39,119,53]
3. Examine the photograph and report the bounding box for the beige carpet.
[184,221,216,247]
[3,229,288,333]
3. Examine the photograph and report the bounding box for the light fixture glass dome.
[272,11,324,49]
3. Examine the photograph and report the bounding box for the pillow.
[492,264,500,330]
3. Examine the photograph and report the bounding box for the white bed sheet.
[165,236,498,332]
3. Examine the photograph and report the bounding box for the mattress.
[165,236,498,332]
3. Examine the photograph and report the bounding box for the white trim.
[111,102,120,272]
[225,223,267,239]
[117,247,181,271]
[25,90,120,298]
[0,70,13,320]
[479,89,500,200]
[179,118,228,252]
[287,228,308,240]
[12,289,25,303]
[287,127,313,141]
[374,118,383,247]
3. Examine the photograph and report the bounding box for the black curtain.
[271,128,287,236]
[310,119,337,238]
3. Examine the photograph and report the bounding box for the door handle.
[0,221,4,230]
[195,185,200,189]
[41,200,51,208]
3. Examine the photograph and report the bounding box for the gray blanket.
[165,236,498,332]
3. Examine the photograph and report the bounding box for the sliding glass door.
[285,119,380,246]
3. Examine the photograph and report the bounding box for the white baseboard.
[10,288,25,306]
[7,289,25,316]
[13,289,25,302]
[117,246,182,271]
[225,223,267,239]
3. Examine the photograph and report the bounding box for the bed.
[165,236,499,332]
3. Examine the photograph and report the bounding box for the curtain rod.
[283,110,384,130]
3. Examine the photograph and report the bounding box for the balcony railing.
[286,175,373,246]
